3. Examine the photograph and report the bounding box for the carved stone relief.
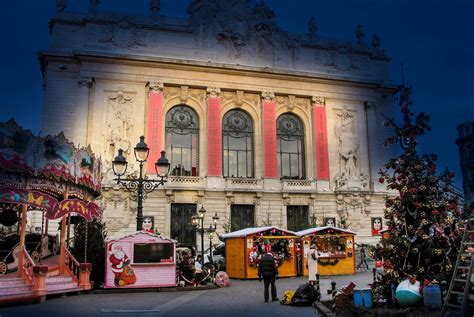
[101,188,134,233]
[103,86,135,182]
[163,86,206,105]
[275,95,310,112]
[334,109,369,190]
[221,91,259,110]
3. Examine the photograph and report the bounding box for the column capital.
[78,76,94,88]
[206,87,221,98]
[311,96,325,106]
[261,91,275,101]
[148,81,164,93]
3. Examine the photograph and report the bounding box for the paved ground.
[0,271,375,317]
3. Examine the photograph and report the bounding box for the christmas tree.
[371,83,463,304]
[70,218,107,288]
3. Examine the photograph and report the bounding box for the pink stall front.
[105,231,177,289]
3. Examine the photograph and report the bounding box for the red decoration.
[146,91,164,174]
[314,105,329,180]
[263,100,278,178]
[207,97,222,176]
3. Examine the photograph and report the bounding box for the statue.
[308,16,318,39]
[56,0,66,12]
[356,24,365,43]
[372,34,381,49]
[335,110,359,178]
[150,0,160,16]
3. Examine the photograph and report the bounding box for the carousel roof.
[222,226,298,238]
[106,230,178,243]
[0,119,102,198]
[296,226,356,236]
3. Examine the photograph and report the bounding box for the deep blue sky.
[0,0,472,188]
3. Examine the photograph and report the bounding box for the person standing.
[306,244,319,285]
[258,252,279,302]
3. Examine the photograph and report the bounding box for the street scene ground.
[0,271,375,317]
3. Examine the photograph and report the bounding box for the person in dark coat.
[258,252,279,302]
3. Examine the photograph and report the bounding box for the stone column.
[365,101,380,191]
[262,91,278,178]
[312,96,330,180]
[146,82,164,174]
[73,76,94,147]
[207,87,222,177]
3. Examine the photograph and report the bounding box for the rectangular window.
[231,205,255,232]
[133,243,174,263]
[287,206,309,232]
[170,204,196,247]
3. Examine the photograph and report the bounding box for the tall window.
[166,105,199,176]
[222,109,254,178]
[287,206,309,232]
[277,113,305,179]
[170,204,196,247]
[231,205,255,232]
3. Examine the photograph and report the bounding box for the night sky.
[0,0,472,188]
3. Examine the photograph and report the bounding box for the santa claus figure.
[142,216,154,233]
[109,243,132,286]
[249,247,258,266]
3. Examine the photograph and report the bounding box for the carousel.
[0,119,102,301]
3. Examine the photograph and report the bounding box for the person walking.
[258,251,279,302]
[306,244,319,285]
[358,245,369,270]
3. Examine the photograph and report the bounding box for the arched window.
[165,105,199,176]
[277,113,305,179]
[222,109,254,178]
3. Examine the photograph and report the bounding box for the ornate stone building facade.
[40,0,397,246]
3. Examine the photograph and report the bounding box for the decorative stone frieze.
[261,91,275,101]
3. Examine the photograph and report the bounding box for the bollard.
[372,267,377,284]
[331,281,337,312]
[315,273,321,301]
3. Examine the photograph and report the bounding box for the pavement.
[0,271,375,317]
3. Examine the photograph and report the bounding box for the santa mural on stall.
[109,242,136,286]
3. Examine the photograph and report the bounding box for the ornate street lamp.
[192,205,208,265]
[112,136,170,231]
[207,224,216,266]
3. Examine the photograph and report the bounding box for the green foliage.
[371,84,463,304]
[70,218,107,288]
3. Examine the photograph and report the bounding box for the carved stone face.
[142,217,153,231]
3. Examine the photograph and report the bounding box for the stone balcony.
[166,176,205,189]
[281,179,316,192]
[225,178,263,191]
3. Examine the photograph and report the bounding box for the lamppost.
[191,209,220,266]
[191,205,206,264]
[112,136,170,231]
[207,212,220,266]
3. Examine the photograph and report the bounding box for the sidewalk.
[318,270,375,301]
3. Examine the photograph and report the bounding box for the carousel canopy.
[0,119,103,221]
[296,226,356,236]
[222,226,298,239]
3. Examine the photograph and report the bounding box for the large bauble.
[396,279,422,306]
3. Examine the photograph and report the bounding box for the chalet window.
[287,205,309,232]
[231,205,255,232]
[170,203,196,247]
[165,105,199,176]
[133,243,174,263]
[277,113,305,179]
[222,109,254,178]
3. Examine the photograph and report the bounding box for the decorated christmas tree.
[70,218,107,288]
[371,83,463,304]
